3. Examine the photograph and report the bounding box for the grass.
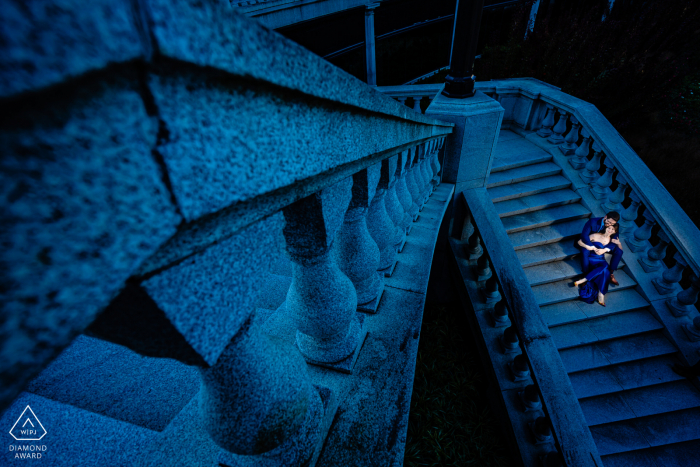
[404,303,516,467]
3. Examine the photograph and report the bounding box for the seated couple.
[572,212,623,306]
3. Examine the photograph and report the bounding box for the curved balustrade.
[449,190,601,467]
[475,78,700,282]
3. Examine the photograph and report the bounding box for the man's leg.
[609,248,623,285]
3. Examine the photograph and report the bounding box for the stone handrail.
[456,189,602,467]
[474,78,700,281]
[0,3,453,460]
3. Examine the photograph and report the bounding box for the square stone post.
[426,86,504,193]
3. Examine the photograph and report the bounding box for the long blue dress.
[579,240,619,303]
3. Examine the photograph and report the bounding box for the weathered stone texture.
[0,76,180,410]
[0,0,145,98]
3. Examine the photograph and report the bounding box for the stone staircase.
[487,129,700,466]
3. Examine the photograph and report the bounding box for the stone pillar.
[537,104,555,137]
[559,116,580,155]
[626,209,655,253]
[652,252,686,295]
[405,145,423,216]
[283,178,367,370]
[668,275,700,317]
[639,230,670,273]
[547,110,568,144]
[383,155,408,253]
[569,128,591,170]
[590,158,615,200]
[412,96,422,113]
[394,150,414,234]
[368,161,399,275]
[201,318,323,466]
[334,167,383,309]
[619,191,641,237]
[580,143,603,184]
[602,172,628,213]
[364,3,380,86]
[426,89,504,193]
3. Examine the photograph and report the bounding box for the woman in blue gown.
[572,224,620,306]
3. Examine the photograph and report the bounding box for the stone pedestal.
[426,88,504,193]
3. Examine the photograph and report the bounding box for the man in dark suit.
[578,211,623,286]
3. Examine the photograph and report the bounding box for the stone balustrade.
[475,78,700,288]
[447,189,602,467]
[377,84,443,114]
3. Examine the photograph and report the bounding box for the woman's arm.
[578,239,595,251]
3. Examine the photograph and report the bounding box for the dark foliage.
[404,303,515,466]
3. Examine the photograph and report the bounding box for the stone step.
[533,269,636,307]
[516,238,581,267]
[501,203,591,234]
[25,334,200,432]
[579,380,700,426]
[540,288,649,328]
[487,161,561,188]
[497,129,521,142]
[591,407,700,456]
[494,189,581,218]
[508,218,587,251]
[0,391,158,465]
[488,175,571,203]
[550,309,663,350]
[569,355,684,399]
[525,256,627,287]
[490,137,552,173]
[559,331,678,374]
[601,439,700,467]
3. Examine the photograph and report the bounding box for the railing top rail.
[481,78,700,277]
[376,84,444,97]
[463,188,603,467]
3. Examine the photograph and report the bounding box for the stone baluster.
[416,142,430,204]
[283,178,366,369]
[501,326,519,354]
[626,209,656,252]
[652,252,686,295]
[559,115,581,156]
[619,191,641,237]
[482,275,501,303]
[383,155,408,253]
[476,254,492,281]
[368,161,399,276]
[547,110,568,144]
[405,145,423,216]
[668,275,700,317]
[420,140,434,198]
[519,385,542,412]
[580,142,603,184]
[590,157,615,200]
[683,316,700,342]
[536,104,555,137]
[412,96,422,113]
[334,167,383,311]
[491,300,511,328]
[602,172,628,213]
[431,137,443,187]
[639,230,670,273]
[509,354,530,382]
[394,150,416,234]
[569,128,591,170]
[397,97,407,107]
[467,232,483,260]
[530,416,553,445]
[202,317,324,466]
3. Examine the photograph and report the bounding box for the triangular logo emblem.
[9,406,46,441]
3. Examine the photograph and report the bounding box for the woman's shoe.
[597,293,606,306]
[597,300,606,307]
